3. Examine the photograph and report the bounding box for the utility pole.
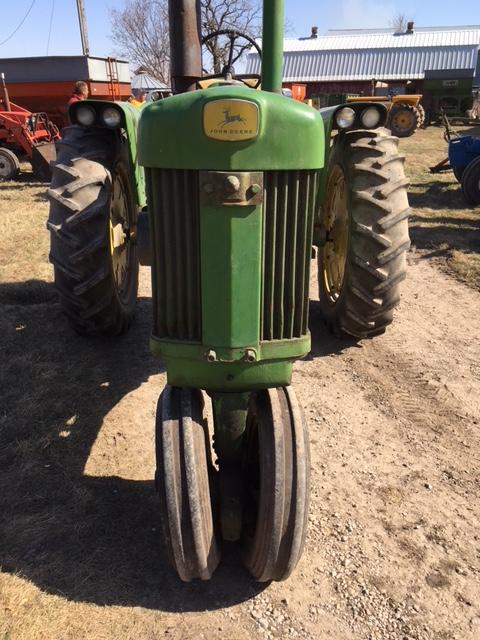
[76,0,90,56]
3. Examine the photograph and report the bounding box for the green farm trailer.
[423,69,475,123]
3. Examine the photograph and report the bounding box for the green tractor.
[47,0,410,582]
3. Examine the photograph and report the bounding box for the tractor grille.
[147,168,319,344]
[146,169,202,341]
[262,170,319,341]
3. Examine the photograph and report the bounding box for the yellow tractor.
[347,94,424,137]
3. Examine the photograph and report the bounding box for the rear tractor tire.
[453,165,464,183]
[0,148,20,181]
[317,127,410,339]
[388,103,421,138]
[461,156,480,205]
[416,103,426,127]
[47,126,138,335]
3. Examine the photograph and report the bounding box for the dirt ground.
[1,127,479,640]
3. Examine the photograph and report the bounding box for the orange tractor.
[0,73,60,181]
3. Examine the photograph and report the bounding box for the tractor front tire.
[242,387,310,582]
[155,386,220,582]
[47,126,138,335]
[0,148,20,181]
[317,128,410,339]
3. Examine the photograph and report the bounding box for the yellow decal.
[203,99,259,141]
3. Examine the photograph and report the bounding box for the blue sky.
[1,0,478,59]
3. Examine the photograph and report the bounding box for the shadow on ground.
[408,209,480,256]
[408,179,474,211]
[0,279,58,305]
[0,173,50,202]
[0,281,265,611]
[308,299,360,358]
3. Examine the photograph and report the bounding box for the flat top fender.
[317,101,389,206]
[448,135,480,170]
[68,99,146,209]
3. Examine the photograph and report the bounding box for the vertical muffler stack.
[168,0,203,94]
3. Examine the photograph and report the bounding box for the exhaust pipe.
[168,0,202,94]
[261,0,285,93]
[1,73,12,111]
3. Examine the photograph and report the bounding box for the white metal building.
[131,72,169,92]
[246,25,480,94]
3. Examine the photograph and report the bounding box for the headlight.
[102,106,122,128]
[361,106,381,129]
[76,105,96,127]
[335,107,356,129]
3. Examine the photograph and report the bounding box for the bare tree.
[110,0,170,84]
[390,13,408,33]
[110,0,261,82]
[202,0,261,74]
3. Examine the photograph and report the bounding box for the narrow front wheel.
[155,386,220,581]
[242,387,310,582]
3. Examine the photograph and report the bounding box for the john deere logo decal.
[218,109,246,127]
[204,99,259,141]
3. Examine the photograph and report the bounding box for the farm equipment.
[0,73,60,181]
[450,135,480,205]
[346,94,424,137]
[423,69,475,124]
[430,110,480,205]
[47,0,410,582]
[315,92,423,137]
[0,55,132,129]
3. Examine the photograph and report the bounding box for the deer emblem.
[218,109,246,127]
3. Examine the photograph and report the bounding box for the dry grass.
[0,128,479,639]
[400,124,480,289]
[0,165,55,305]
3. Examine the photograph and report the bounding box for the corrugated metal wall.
[246,27,480,83]
[281,47,478,81]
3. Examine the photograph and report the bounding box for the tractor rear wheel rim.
[109,165,133,303]
[322,164,349,304]
[392,110,415,131]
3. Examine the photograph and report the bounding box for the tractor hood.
[137,85,325,171]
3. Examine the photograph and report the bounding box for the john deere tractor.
[47,0,410,582]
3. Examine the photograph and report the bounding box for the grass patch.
[0,165,52,286]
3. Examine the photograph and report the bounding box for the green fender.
[313,102,390,246]
[110,101,146,209]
